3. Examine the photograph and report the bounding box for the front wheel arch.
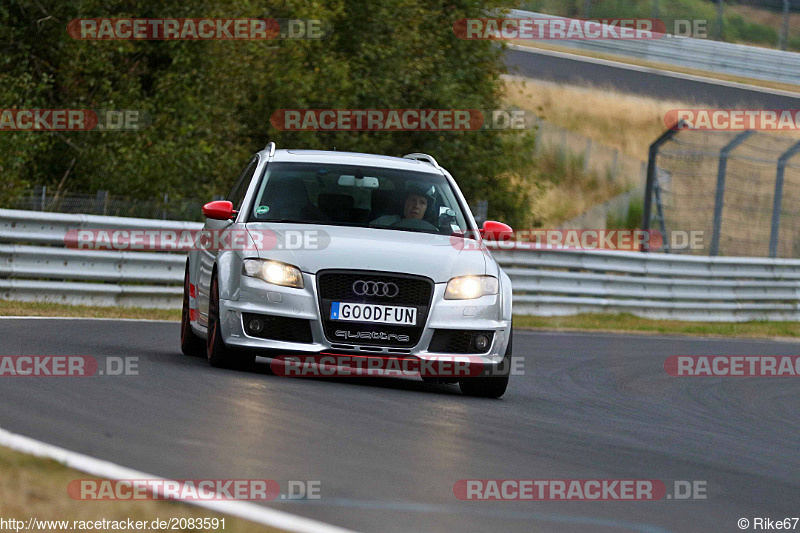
[214,252,242,301]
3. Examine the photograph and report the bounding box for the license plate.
[330,302,416,326]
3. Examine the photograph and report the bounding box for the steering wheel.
[390,217,438,232]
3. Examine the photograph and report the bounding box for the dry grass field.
[502,76,692,159]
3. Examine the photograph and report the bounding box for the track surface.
[1,319,799,532]
[504,47,800,108]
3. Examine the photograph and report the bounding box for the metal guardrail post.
[710,131,753,256]
[714,0,724,41]
[583,139,592,173]
[95,190,108,215]
[642,121,684,252]
[779,0,790,51]
[653,179,669,253]
[768,139,800,258]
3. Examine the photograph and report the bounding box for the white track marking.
[0,427,355,533]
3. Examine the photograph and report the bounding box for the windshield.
[247,162,470,235]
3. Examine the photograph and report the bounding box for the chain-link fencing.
[645,128,800,258]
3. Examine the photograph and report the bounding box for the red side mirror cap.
[481,220,513,241]
[202,200,236,221]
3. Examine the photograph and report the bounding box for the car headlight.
[242,259,304,289]
[444,275,498,300]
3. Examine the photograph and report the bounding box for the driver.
[370,181,436,226]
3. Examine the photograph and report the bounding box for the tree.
[1,0,536,225]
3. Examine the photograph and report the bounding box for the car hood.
[245,223,487,282]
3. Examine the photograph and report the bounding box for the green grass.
[606,198,644,230]
[0,445,280,532]
[0,299,180,321]
[516,313,800,340]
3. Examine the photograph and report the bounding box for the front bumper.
[217,272,511,366]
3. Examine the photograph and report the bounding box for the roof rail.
[403,153,440,169]
[264,142,276,157]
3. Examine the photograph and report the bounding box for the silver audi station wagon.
[181,143,514,397]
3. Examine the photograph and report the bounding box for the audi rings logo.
[352,280,399,298]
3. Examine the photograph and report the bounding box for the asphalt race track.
[504,47,800,109]
[1,318,799,532]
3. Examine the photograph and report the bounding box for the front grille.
[318,271,432,306]
[317,270,433,347]
[428,330,494,354]
[242,313,313,343]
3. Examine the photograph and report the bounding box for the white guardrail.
[2,209,800,320]
[508,9,800,86]
[0,209,199,309]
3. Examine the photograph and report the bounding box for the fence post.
[653,178,669,253]
[475,200,488,225]
[779,0,790,51]
[95,190,108,215]
[710,130,753,256]
[583,139,592,173]
[40,186,46,211]
[769,139,800,257]
[714,0,724,41]
[643,121,683,251]
[611,149,619,180]
[558,130,567,166]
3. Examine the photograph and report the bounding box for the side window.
[227,158,258,210]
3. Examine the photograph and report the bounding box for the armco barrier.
[2,209,800,320]
[492,246,800,321]
[0,209,200,308]
[507,9,800,86]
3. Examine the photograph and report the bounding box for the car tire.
[207,273,255,369]
[180,263,205,357]
[459,328,512,398]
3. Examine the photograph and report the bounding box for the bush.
[1,0,538,226]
